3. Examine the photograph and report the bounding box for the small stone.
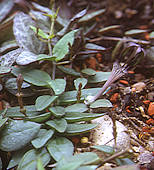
[131,82,146,93]
[148,102,154,116]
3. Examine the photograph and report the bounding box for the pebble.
[131,82,146,93]
[91,115,130,151]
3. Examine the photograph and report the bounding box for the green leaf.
[25,112,52,123]
[55,159,83,170]
[0,117,8,129]
[65,103,88,113]
[149,31,154,39]
[81,68,96,76]
[49,106,65,117]
[48,79,66,95]
[7,146,31,169]
[57,65,81,76]
[99,25,121,34]
[46,118,67,133]
[58,87,109,104]
[66,124,97,135]
[88,71,111,83]
[47,137,74,161]
[79,9,105,23]
[0,120,41,151]
[37,158,45,170]
[91,145,114,154]
[56,152,100,170]
[77,165,98,170]
[30,26,49,39]
[37,54,56,61]
[85,43,106,51]
[0,105,40,118]
[0,66,11,74]
[35,95,58,111]
[17,148,50,170]
[90,99,112,109]
[64,112,105,123]
[12,67,52,86]
[53,30,78,62]
[91,99,113,108]
[74,78,87,90]
[124,29,148,36]
[31,129,54,149]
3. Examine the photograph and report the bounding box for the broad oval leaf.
[35,95,58,111]
[74,78,87,90]
[65,103,88,113]
[81,68,96,76]
[45,118,67,133]
[17,148,50,170]
[53,30,78,62]
[90,99,112,109]
[12,67,52,86]
[0,105,41,118]
[88,71,111,83]
[25,112,52,123]
[47,137,74,161]
[64,112,105,123]
[66,123,97,135]
[91,145,114,154]
[31,129,54,149]
[16,50,38,65]
[57,65,81,76]
[0,120,41,151]
[49,106,65,117]
[13,12,46,54]
[48,79,66,95]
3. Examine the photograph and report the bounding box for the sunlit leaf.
[74,78,87,90]
[35,95,58,111]
[53,30,78,62]
[81,68,96,76]
[65,103,88,113]
[13,12,46,54]
[88,71,111,83]
[48,79,66,95]
[12,67,52,86]
[46,118,67,133]
[58,65,81,76]
[49,106,65,117]
[124,29,147,36]
[31,129,54,149]
[90,99,112,108]
[91,145,114,154]
[99,25,121,34]
[17,148,50,170]
[85,43,106,51]
[79,9,105,23]
[0,120,41,151]
[64,112,105,123]
[16,50,38,65]
[47,137,74,161]
[66,123,97,135]
[0,66,11,74]
[25,112,52,123]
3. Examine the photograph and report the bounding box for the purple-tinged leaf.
[13,12,46,54]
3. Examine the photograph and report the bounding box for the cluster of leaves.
[0,2,115,170]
